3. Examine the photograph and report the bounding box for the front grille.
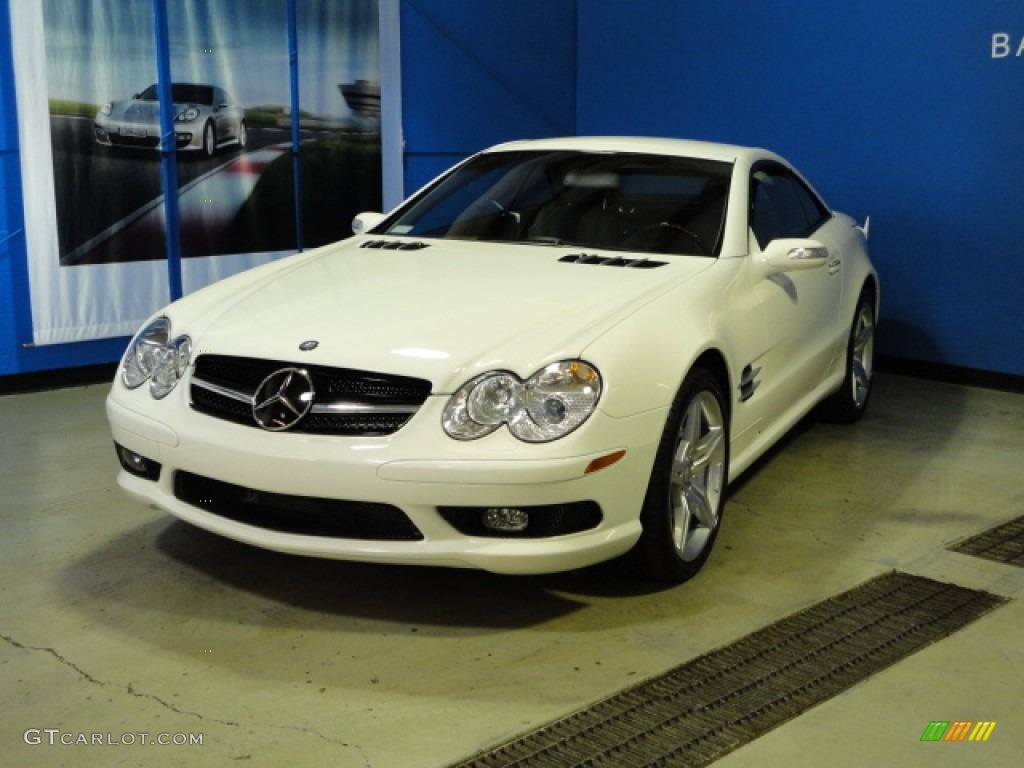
[174,471,424,541]
[191,385,252,422]
[298,411,414,434]
[108,134,161,149]
[189,354,431,436]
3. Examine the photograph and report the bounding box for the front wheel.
[202,121,216,158]
[629,367,729,584]
[821,288,876,423]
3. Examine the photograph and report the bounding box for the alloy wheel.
[670,391,726,561]
[851,302,875,409]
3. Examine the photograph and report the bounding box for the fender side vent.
[559,253,667,268]
[360,239,430,251]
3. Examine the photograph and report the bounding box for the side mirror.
[351,212,387,235]
[757,238,829,276]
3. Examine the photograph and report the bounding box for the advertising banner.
[11,0,388,345]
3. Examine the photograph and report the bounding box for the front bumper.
[94,118,199,151]
[107,386,665,575]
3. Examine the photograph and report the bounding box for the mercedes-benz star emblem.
[299,340,319,351]
[252,368,315,431]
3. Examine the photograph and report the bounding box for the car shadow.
[719,367,972,589]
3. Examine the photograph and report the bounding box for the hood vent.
[559,253,667,269]
[360,239,430,251]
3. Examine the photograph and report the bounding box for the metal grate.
[452,572,1005,768]
[949,515,1024,567]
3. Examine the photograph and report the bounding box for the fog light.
[114,442,161,481]
[482,507,529,532]
[120,447,148,472]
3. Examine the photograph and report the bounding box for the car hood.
[173,238,715,393]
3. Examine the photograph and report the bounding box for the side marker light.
[584,450,626,475]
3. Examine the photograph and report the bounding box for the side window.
[750,166,830,248]
[789,175,831,232]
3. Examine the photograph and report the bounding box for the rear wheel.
[822,288,876,423]
[630,367,729,584]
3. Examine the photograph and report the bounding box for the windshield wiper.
[511,236,586,247]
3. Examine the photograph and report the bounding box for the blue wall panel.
[0,0,20,375]
[577,0,1024,375]
[400,0,576,193]
[0,150,23,375]
[0,0,31,376]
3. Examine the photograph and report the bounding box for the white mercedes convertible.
[107,137,877,583]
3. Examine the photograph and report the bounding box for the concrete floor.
[1,373,1021,767]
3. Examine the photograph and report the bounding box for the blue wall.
[400,0,576,193]
[0,0,20,374]
[578,0,1024,375]
[3,0,1023,377]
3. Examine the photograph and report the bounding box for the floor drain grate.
[949,515,1024,567]
[453,572,1005,768]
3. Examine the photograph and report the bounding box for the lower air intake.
[174,471,424,541]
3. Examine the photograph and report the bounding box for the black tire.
[629,367,729,584]
[202,121,216,158]
[821,287,876,423]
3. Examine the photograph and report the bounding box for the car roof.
[484,136,781,165]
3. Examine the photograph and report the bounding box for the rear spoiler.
[857,215,870,240]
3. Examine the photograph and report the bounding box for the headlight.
[100,102,112,116]
[443,361,601,442]
[176,107,200,122]
[121,316,192,399]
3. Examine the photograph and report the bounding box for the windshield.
[383,150,732,257]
